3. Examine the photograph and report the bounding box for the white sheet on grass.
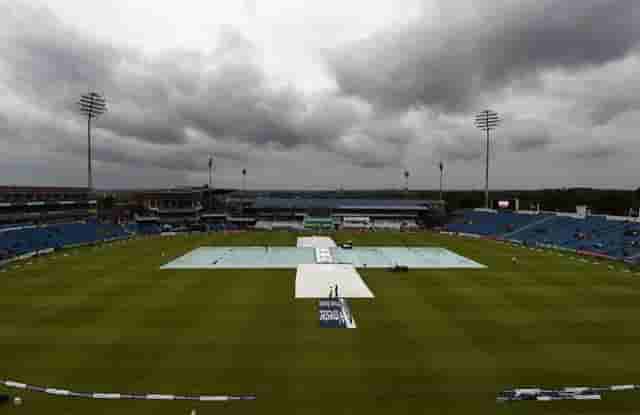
[295,263,374,298]
[296,236,337,249]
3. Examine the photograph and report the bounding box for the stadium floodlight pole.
[242,168,247,193]
[208,154,214,211]
[404,170,409,193]
[78,92,107,191]
[474,109,500,208]
[208,154,213,189]
[439,161,444,201]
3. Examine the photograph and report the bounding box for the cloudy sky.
[0,0,639,190]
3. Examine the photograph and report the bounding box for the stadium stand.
[125,222,162,235]
[342,216,371,229]
[372,219,403,230]
[255,220,304,231]
[445,209,640,262]
[0,222,131,264]
[303,216,336,231]
[447,210,549,236]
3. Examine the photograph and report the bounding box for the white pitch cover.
[296,236,337,249]
[295,263,374,298]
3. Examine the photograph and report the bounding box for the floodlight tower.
[208,154,214,210]
[242,168,247,193]
[474,109,500,208]
[78,92,107,191]
[438,161,444,201]
[208,154,214,189]
[404,170,410,192]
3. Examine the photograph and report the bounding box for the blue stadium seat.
[0,222,131,260]
[446,210,638,260]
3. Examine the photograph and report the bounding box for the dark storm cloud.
[0,4,124,108]
[292,94,365,144]
[589,99,640,126]
[570,143,619,160]
[508,134,551,152]
[330,136,405,169]
[99,107,187,144]
[59,131,247,173]
[326,0,640,114]
[172,27,310,149]
[505,119,553,152]
[0,3,179,146]
[0,3,405,169]
[2,0,639,189]
[585,78,640,126]
[176,62,305,149]
[558,55,640,126]
[325,116,416,168]
[435,136,484,163]
[0,114,10,135]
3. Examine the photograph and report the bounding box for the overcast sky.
[0,0,639,190]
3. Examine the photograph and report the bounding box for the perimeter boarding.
[497,384,638,402]
[0,378,255,405]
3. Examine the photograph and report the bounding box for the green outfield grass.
[2,231,640,414]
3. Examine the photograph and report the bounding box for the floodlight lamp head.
[78,92,107,119]
[474,109,500,131]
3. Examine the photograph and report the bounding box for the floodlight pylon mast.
[78,92,107,191]
[208,154,214,211]
[242,168,247,193]
[439,161,444,201]
[474,110,500,208]
[485,127,489,206]
[208,155,213,189]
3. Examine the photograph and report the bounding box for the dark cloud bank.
[0,1,639,187]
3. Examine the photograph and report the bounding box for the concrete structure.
[0,186,94,225]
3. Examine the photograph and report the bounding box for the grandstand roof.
[303,217,335,224]
[253,197,432,210]
[0,186,89,193]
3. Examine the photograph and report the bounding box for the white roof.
[296,236,337,249]
[295,263,374,298]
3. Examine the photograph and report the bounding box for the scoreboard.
[493,199,517,210]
